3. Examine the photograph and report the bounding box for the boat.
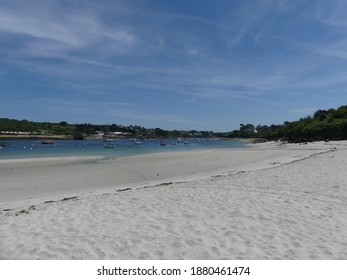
[160,141,166,146]
[41,140,54,144]
[0,142,11,147]
[133,141,142,145]
[103,143,116,149]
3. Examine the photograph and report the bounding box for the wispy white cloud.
[308,0,347,27]
[315,39,347,60]
[220,0,282,47]
[0,1,136,60]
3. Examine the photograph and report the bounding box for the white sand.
[1,141,347,259]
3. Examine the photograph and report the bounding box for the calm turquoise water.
[0,139,248,160]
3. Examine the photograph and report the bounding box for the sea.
[0,138,249,160]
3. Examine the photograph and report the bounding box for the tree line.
[0,118,213,139]
[224,105,347,142]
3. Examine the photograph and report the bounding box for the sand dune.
[1,141,346,259]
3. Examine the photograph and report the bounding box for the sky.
[1,0,347,131]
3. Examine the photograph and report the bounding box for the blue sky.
[1,0,347,131]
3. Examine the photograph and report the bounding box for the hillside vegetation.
[225,105,347,142]
[0,119,75,136]
[0,118,212,139]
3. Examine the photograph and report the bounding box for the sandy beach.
[1,141,347,259]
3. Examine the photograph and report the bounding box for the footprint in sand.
[171,241,184,249]
[185,239,199,246]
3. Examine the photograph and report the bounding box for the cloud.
[0,1,136,59]
[0,9,94,48]
[314,39,347,60]
[309,0,347,27]
[219,0,283,47]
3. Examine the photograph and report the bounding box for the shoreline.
[1,140,347,259]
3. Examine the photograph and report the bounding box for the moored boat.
[160,141,166,146]
[41,140,54,144]
[103,143,116,149]
[0,142,11,147]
